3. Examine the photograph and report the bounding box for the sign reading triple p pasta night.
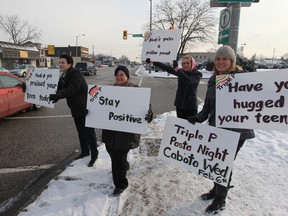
[158,116,240,187]
[85,85,151,134]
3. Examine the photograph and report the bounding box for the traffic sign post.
[218,29,230,44]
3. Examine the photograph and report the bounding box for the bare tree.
[119,55,129,64]
[0,14,41,44]
[153,0,217,60]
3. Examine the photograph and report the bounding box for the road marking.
[139,76,144,86]
[0,164,57,174]
[4,115,72,120]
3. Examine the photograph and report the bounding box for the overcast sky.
[0,0,287,61]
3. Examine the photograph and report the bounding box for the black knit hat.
[114,65,129,79]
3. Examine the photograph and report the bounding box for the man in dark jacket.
[49,54,98,167]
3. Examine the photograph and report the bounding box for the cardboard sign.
[216,69,288,130]
[24,69,60,108]
[141,29,181,62]
[158,116,240,187]
[86,85,151,134]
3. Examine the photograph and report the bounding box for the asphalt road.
[0,66,208,216]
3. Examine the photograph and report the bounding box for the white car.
[9,65,35,77]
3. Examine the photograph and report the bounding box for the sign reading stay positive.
[217,0,254,2]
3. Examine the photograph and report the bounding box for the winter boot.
[205,196,226,214]
[201,185,216,200]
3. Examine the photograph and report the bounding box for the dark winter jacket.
[196,72,255,140]
[57,67,88,118]
[153,62,202,110]
[102,82,141,150]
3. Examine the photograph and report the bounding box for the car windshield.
[75,63,87,69]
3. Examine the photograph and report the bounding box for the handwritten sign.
[141,29,181,62]
[24,69,60,108]
[85,85,151,134]
[158,116,240,187]
[216,69,288,130]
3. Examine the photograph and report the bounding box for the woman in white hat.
[188,45,255,214]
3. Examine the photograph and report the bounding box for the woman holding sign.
[146,55,202,119]
[102,65,153,197]
[188,45,255,214]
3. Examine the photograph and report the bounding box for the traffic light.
[123,30,128,40]
[169,25,174,30]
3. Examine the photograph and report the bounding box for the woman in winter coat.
[102,65,153,196]
[146,55,202,119]
[188,45,255,214]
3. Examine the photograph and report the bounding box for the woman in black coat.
[188,46,255,214]
[146,55,202,119]
[102,65,153,196]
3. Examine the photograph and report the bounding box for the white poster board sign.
[158,116,240,187]
[216,69,288,130]
[141,29,181,62]
[86,85,151,134]
[24,69,60,108]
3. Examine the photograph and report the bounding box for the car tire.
[22,72,26,77]
[33,104,42,110]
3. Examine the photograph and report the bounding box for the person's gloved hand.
[21,82,26,93]
[145,58,151,64]
[187,116,199,124]
[172,60,178,68]
[49,93,61,103]
[145,104,153,123]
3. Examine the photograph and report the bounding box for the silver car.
[9,65,35,77]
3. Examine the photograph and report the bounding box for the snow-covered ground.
[6,66,288,215]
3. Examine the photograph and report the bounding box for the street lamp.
[76,33,85,62]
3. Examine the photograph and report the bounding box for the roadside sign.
[132,34,143,37]
[219,7,232,31]
[218,29,230,44]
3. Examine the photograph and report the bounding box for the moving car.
[0,67,9,73]
[0,72,41,118]
[75,62,97,76]
[9,64,35,77]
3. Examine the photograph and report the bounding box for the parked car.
[75,62,97,76]
[0,72,41,118]
[9,64,35,77]
[0,67,9,73]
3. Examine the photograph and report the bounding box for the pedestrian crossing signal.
[123,30,128,40]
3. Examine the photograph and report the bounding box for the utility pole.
[149,0,152,74]
[228,3,241,54]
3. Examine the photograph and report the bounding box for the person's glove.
[172,60,178,68]
[145,104,153,123]
[49,93,61,103]
[145,58,151,64]
[21,82,26,93]
[187,116,199,124]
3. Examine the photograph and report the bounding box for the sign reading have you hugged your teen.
[24,69,60,108]
[216,69,288,130]
[85,85,151,134]
[141,29,181,62]
[158,116,240,187]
